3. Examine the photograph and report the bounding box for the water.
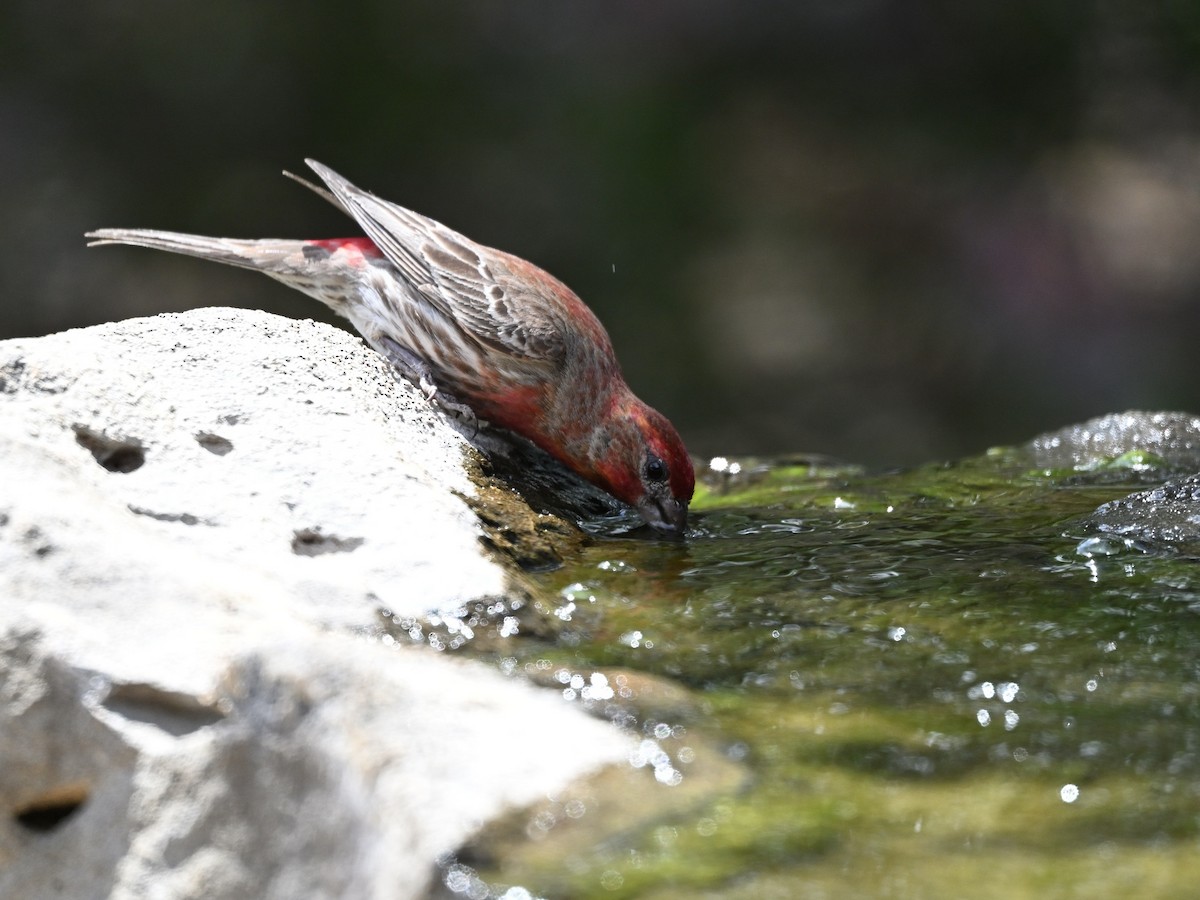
[425,451,1200,899]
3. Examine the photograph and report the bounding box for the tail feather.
[84,229,308,274]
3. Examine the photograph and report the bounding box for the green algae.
[436,450,1200,899]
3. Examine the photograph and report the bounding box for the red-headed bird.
[87,160,694,533]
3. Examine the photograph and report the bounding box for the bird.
[86,160,694,534]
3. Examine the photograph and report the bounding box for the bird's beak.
[637,496,688,536]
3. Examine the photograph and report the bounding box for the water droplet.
[655,766,683,786]
[600,870,625,890]
[564,799,587,819]
[582,672,614,701]
[1076,536,1120,557]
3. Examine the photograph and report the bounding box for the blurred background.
[4,2,1199,467]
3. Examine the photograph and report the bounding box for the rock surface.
[1022,410,1200,553]
[1025,410,1200,472]
[0,308,630,900]
[1083,473,1200,553]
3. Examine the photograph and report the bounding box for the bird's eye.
[643,455,668,484]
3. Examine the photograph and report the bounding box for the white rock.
[0,309,629,900]
[2,306,501,627]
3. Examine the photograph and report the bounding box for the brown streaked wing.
[304,160,566,367]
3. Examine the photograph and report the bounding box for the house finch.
[86,160,694,533]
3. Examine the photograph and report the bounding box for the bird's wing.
[302,160,565,364]
[283,169,352,216]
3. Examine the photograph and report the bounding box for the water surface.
[427,451,1200,899]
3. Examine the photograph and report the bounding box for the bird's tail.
[85,229,311,275]
[84,228,389,323]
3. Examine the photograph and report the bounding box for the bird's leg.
[377,335,479,432]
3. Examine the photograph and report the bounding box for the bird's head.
[589,398,695,536]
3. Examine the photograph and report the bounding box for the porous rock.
[0,308,630,899]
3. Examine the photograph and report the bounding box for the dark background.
[5,2,1199,466]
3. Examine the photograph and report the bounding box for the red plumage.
[86,160,694,533]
